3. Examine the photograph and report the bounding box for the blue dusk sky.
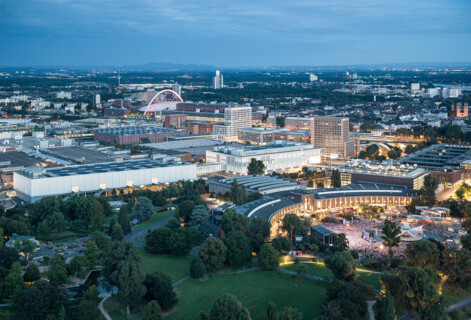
[1,0,470,67]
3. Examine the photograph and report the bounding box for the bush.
[321,217,341,224]
[259,244,280,271]
[360,257,389,271]
[189,257,206,279]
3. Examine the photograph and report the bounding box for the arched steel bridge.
[139,89,183,115]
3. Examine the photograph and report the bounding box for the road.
[446,297,471,314]
[124,216,173,247]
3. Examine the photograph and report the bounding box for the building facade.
[93,126,188,144]
[214,106,252,141]
[206,141,322,174]
[311,116,354,158]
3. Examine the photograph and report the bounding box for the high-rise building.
[214,106,252,141]
[213,70,224,89]
[311,117,354,159]
[94,94,101,108]
[173,82,182,96]
[309,73,318,82]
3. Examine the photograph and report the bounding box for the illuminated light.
[100,184,107,190]
[126,181,133,187]
[72,186,79,193]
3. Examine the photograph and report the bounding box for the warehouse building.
[209,175,306,196]
[206,141,322,174]
[14,155,197,203]
[336,160,428,190]
[93,126,188,144]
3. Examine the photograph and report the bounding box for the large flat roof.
[93,126,181,136]
[291,182,418,199]
[236,197,303,221]
[0,151,62,170]
[214,175,306,193]
[398,143,471,170]
[43,146,115,164]
[17,157,192,179]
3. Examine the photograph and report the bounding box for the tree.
[144,272,177,311]
[324,251,357,282]
[240,185,247,205]
[250,233,265,254]
[387,147,402,159]
[101,241,146,314]
[133,197,154,222]
[48,254,68,285]
[333,233,349,252]
[189,205,210,230]
[461,234,471,250]
[224,231,252,267]
[77,285,101,320]
[401,267,445,320]
[360,121,373,131]
[146,228,173,254]
[0,246,19,269]
[230,179,241,205]
[17,280,69,320]
[0,227,3,248]
[110,223,124,241]
[405,240,440,269]
[143,300,162,320]
[258,244,279,271]
[441,248,471,290]
[281,214,306,237]
[189,257,206,279]
[278,306,303,320]
[21,238,37,261]
[90,200,105,232]
[68,255,89,278]
[377,292,396,320]
[168,230,192,256]
[49,211,67,233]
[118,206,132,235]
[108,218,116,236]
[221,209,250,235]
[321,301,343,320]
[381,220,401,260]
[194,311,210,320]
[330,169,341,188]
[176,200,195,222]
[247,158,265,175]
[199,237,227,271]
[250,218,270,239]
[272,237,291,253]
[91,231,110,250]
[323,280,367,320]
[266,302,277,320]
[3,262,24,300]
[85,240,100,269]
[23,263,41,282]
[275,116,285,128]
[209,294,251,320]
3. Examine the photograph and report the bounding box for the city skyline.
[1,0,471,67]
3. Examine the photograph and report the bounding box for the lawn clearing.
[134,210,175,230]
[282,262,382,289]
[167,270,327,320]
[137,247,193,281]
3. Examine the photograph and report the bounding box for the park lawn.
[167,270,327,320]
[137,247,193,281]
[0,306,21,320]
[443,288,471,306]
[283,262,382,290]
[104,297,141,320]
[134,210,175,230]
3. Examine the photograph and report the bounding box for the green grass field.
[137,247,193,281]
[167,270,327,320]
[282,262,382,289]
[0,306,21,320]
[134,210,175,230]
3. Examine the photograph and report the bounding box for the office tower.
[173,82,182,96]
[214,106,252,141]
[309,73,318,82]
[213,70,224,89]
[311,116,354,159]
[93,94,101,108]
[411,83,420,92]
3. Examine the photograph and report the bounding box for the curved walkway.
[98,294,112,320]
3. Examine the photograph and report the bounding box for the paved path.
[446,297,471,314]
[367,300,376,320]
[173,276,189,286]
[277,267,324,281]
[124,216,173,247]
[213,267,259,275]
[98,294,112,320]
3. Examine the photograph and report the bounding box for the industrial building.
[206,141,322,174]
[289,182,419,212]
[14,155,197,203]
[336,160,428,190]
[209,175,306,196]
[93,126,188,144]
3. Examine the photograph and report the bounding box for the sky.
[1,0,471,67]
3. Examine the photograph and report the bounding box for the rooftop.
[398,143,471,170]
[93,126,182,136]
[214,175,306,194]
[211,140,321,156]
[17,156,192,179]
[236,197,303,221]
[338,160,428,178]
[43,146,115,164]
